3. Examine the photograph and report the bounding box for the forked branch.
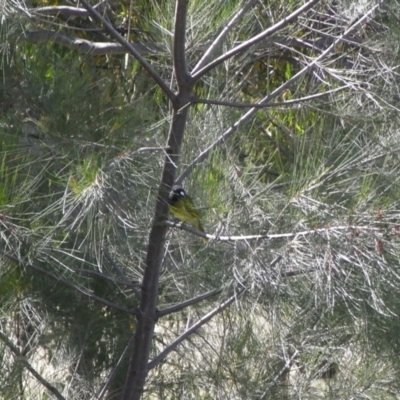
[148,287,246,370]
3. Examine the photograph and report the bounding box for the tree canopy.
[2,0,400,399]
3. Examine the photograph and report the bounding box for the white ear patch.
[178,190,185,197]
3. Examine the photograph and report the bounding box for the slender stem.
[191,86,348,108]
[157,288,223,317]
[24,30,164,56]
[164,220,380,241]
[192,0,258,74]
[32,2,108,16]
[96,334,136,400]
[166,219,209,240]
[79,0,175,101]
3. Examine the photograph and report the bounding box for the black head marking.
[169,185,186,204]
[173,186,185,198]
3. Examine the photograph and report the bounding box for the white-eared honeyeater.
[168,185,205,235]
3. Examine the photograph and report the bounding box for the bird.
[168,185,206,237]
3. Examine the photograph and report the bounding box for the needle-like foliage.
[2,0,400,399]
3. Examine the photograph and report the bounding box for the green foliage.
[2,0,400,398]
[68,156,101,195]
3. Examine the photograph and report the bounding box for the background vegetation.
[2,0,400,398]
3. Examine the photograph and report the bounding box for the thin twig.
[23,30,164,56]
[157,288,223,317]
[148,287,246,370]
[0,330,66,400]
[79,0,175,101]
[192,86,347,108]
[165,220,210,240]
[0,250,137,316]
[30,3,107,16]
[192,0,258,74]
[191,0,320,81]
[96,333,136,400]
[164,220,380,241]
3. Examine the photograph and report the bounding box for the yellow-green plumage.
[168,186,205,234]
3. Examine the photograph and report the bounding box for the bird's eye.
[179,190,185,197]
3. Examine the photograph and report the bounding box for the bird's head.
[169,185,186,204]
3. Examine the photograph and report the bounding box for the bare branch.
[192,86,348,108]
[209,225,379,241]
[79,0,176,101]
[31,1,108,16]
[0,250,138,316]
[174,0,190,87]
[157,288,223,317]
[0,330,66,400]
[192,0,258,74]
[165,220,380,241]
[23,30,163,56]
[165,219,209,240]
[190,0,320,81]
[148,287,246,370]
[96,334,136,400]
[31,5,93,17]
